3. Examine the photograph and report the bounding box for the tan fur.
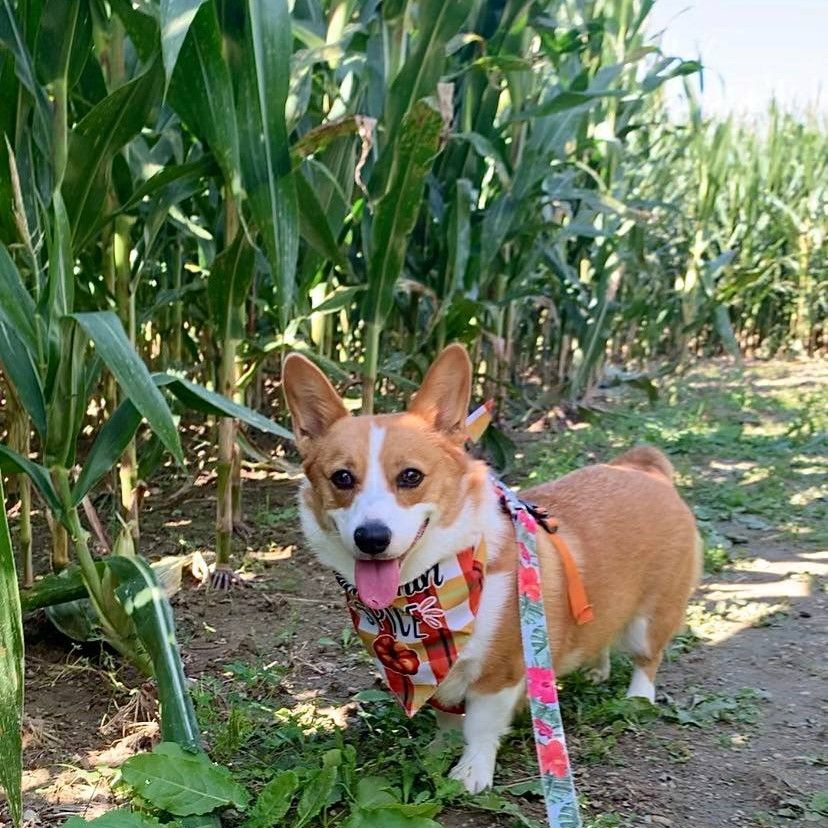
[476,453,700,694]
[283,345,701,786]
[299,413,476,534]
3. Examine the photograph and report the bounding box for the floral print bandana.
[340,540,487,716]
[497,480,584,828]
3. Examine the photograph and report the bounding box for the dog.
[282,344,700,793]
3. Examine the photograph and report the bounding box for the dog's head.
[283,344,486,609]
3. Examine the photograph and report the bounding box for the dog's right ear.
[282,354,348,451]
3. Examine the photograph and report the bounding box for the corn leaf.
[0,0,51,154]
[118,156,217,215]
[0,444,62,517]
[63,59,163,248]
[295,169,347,268]
[206,231,254,343]
[153,373,294,440]
[34,0,90,89]
[168,1,240,193]
[373,0,474,193]
[44,190,74,324]
[19,562,105,612]
[120,742,248,815]
[444,178,473,297]
[42,319,89,468]
[0,476,24,828]
[71,398,143,505]
[159,0,208,88]
[237,0,298,330]
[108,0,159,63]
[516,88,625,120]
[311,286,366,316]
[366,98,444,326]
[72,312,184,466]
[0,242,39,357]
[0,322,46,437]
[106,558,201,748]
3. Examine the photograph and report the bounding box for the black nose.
[354,522,392,555]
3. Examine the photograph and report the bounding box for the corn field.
[0,0,826,825]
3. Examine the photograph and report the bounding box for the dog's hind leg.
[626,657,659,703]
[624,603,686,703]
[449,682,524,794]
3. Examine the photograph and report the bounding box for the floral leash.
[495,481,583,828]
[468,402,582,826]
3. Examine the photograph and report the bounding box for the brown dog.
[283,344,701,792]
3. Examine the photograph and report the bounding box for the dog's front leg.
[448,682,524,794]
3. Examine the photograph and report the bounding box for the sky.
[646,0,828,116]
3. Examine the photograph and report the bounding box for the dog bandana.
[340,540,487,716]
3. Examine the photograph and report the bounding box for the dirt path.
[12,359,828,828]
[578,538,828,826]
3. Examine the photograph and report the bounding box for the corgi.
[282,344,701,793]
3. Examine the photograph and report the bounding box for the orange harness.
[540,515,594,626]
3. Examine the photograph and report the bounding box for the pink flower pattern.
[517,510,537,532]
[526,666,558,704]
[498,479,581,824]
[518,563,542,601]
[538,738,569,778]
[533,718,556,741]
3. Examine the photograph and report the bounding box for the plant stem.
[217,193,239,566]
[216,386,235,567]
[51,467,149,673]
[48,470,71,572]
[6,385,33,585]
[51,77,68,192]
[361,320,381,414]
[171,241,183,364]
[113,214,139,549]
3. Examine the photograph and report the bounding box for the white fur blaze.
[329,424,433,560]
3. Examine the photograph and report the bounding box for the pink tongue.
[355,558,401,609]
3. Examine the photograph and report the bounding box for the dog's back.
[608,444,676,480]
[512,445,701,699]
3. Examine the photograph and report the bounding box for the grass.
[174,360,825,826]
[520,362,828,558]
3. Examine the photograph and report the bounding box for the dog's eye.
[397,468,424,489]
[330,469,356,490]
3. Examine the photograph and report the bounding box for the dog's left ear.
[408,344,471,438]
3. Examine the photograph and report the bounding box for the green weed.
[255,504,300,529]
[662,687,767,728]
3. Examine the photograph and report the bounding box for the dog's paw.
[449,753,495,794]
[586,663,611,684]
[586,649,611,684]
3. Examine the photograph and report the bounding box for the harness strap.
[514,503,594,626]
[548,529,594,626]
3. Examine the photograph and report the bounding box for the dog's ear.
[282,353,348,450]
[408,344,472,437]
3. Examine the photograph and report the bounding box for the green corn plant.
[0,475,24,828]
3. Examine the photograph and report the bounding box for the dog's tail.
[609,445,674,482]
